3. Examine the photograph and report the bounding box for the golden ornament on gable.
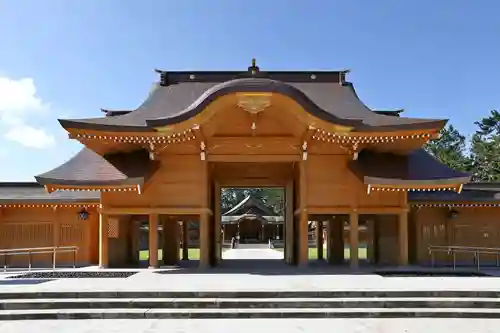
[236,93,272,115]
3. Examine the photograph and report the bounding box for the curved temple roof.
[222,195,283,224]
[349,149,471,187]
[35,148,160,188]
[58,69,447,133]
[223,195,278,217]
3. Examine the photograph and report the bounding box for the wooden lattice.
[107,217,119,238]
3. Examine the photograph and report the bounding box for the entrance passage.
[219,187,285,264]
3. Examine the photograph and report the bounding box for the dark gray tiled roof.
[35,148,160,187]
[409,186,500,203]
[463,182,500,191]
[348,149,471,186]
[58,71,447,132]
[0,183,99,203]
[223,195,278,217]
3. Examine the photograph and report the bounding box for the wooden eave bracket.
[339,141,359,160]
[44,184,139,193]
[148,142,157,160]
[0,203,99,209]
[147,142,169,160]
[367,183,465,193]
[44,185,56,194]
[312,127,435,146]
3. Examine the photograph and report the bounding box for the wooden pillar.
[349,211,359,268]
[148,213,159,268]
[214,182,222,266]
[0,209,3,250]
[163,219,179,265]
[182,220,189,260]
[130,220,140,265]
[316,221,323,260]
[53,207,60,247]
[298,212,309,266]
[327,218,344,265]
[52,208,60,267]
[0,209,3,249]
[198,153,212,268]
[98,213,109,268]
[284,180,294,265]
[326,220,333,263]
[366,218,375,264]
[298,160,309,267]
[199,213,210,267]
[399,211,409,266]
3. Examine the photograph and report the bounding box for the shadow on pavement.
[156,259,370,275]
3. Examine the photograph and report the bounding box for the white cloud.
[0,76,55,148]
[4,125,55,149]
[0,77,48,115]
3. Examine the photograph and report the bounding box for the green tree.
[220,188,285,214]
[424,124,472,172]
[470,110,500,181]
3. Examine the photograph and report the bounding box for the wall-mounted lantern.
[78,209,89,221]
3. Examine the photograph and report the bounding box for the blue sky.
[0,0,499,181]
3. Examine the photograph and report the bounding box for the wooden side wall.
[414,207,500,264]
[102,155,205,208]
[0,207,99,267]
[306,155,405,208]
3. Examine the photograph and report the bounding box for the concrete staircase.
[1,290,500,319]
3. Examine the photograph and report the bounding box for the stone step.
[2,290,500,299]
[3,307,500,320]
[2,297,500,310]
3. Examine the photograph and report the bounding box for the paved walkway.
[0,319,499,333]
[1,268,500,293]
[222,247,284,260]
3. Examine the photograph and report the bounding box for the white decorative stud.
[302,141,308,160]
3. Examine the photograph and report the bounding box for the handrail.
[428,245,500,271]
[0,246,79,272]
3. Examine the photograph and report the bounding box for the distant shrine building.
[1,60,499,269]
[221,195,284,244]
